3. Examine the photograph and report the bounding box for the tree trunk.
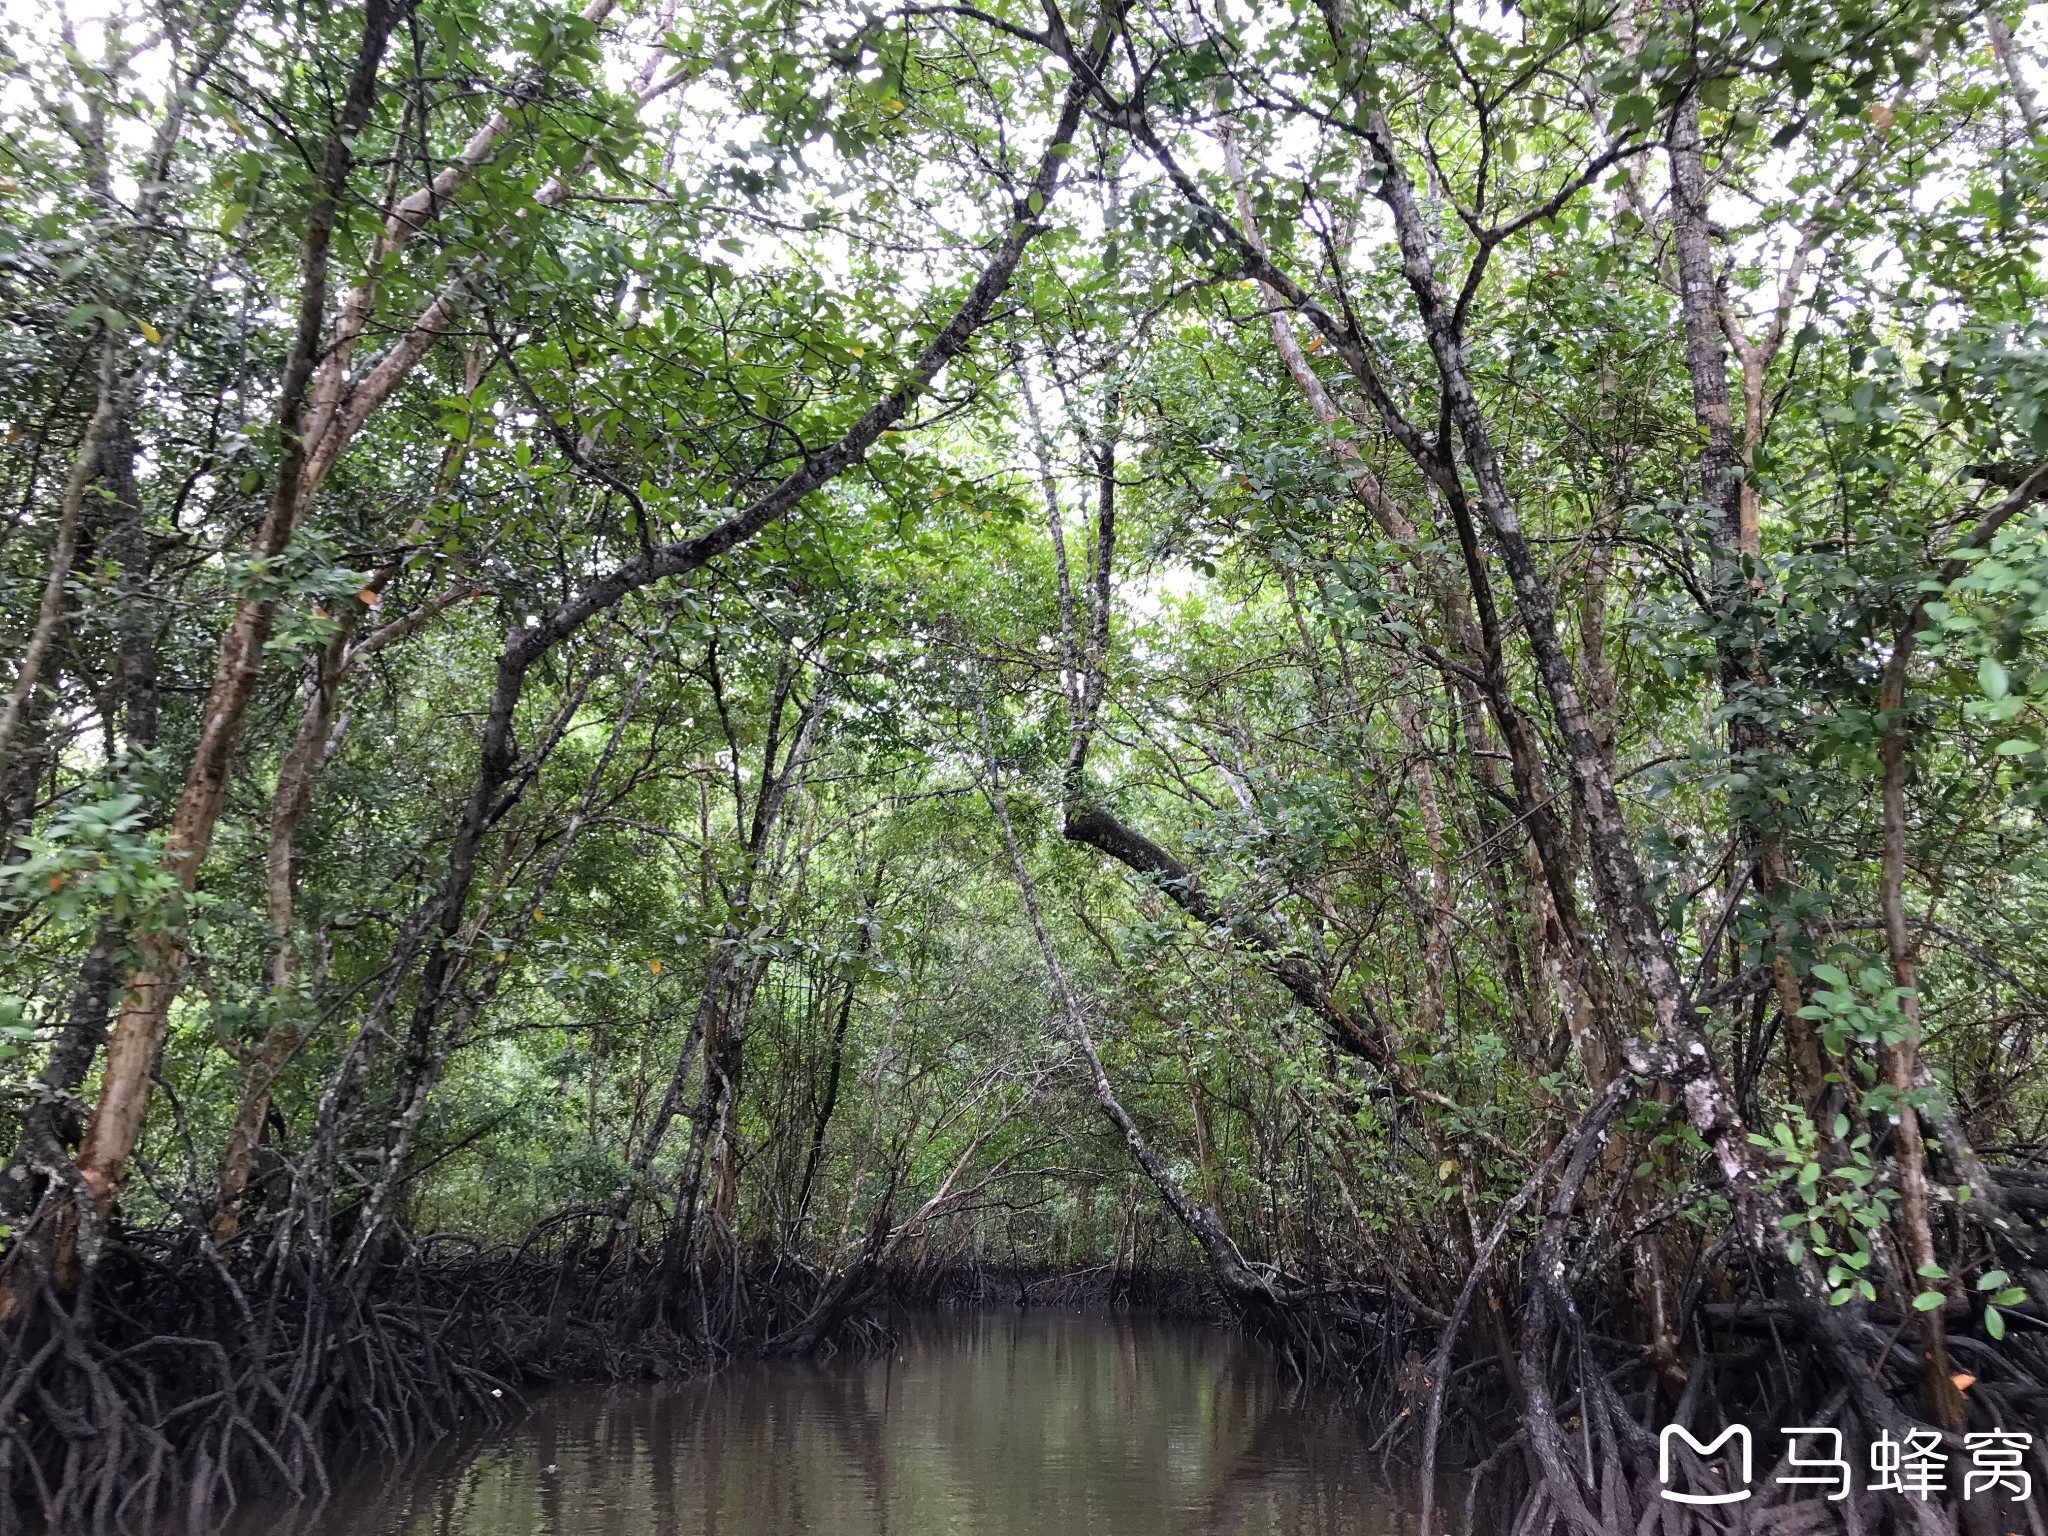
[1348,103,1772,1213]
[1986,9,2043,137]
[0,401,162,1292]
[98,415,159,752]
[793,914,872,1241]
[0,349,116,765]
[61,0,406,1261]
[1877,629,1968,1431]
[1667,93,1834,1114]
[209,625,352,1243]
[0,928,119,1234]
[979,694,1278,1308]
[211,578,469,1243]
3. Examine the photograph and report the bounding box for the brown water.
[247,1311,1411,1536]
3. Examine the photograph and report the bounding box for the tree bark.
[0,353,116,766]
[0,929,119,1235]
[1877,628,1968,1431]
[1667,97,1745,560]
[1667,92,1834,1111]
[1986,9,2043,137]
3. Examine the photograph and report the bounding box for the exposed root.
[5,1188,2045,1535]
[0,1213,888,1533]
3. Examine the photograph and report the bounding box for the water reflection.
[244,1311,1410,1536]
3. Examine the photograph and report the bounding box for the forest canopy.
[2,0,2047,1528]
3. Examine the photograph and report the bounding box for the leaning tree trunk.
[209,575,471,1243]
[975,687,1281,1310]
[0,414,159,1233]
[55,0,407,1279]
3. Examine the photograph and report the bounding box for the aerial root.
[0,1209,881,1532]
[5,1197,2044,1533]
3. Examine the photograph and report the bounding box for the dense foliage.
[2,0,2046,1528]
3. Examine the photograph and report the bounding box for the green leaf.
[1979,656,2010,700]
[1610,93,1655,135]
[1912,1290,1946,1311]
[1985,1306,2005,1340]
[1977,1270,2009,1291]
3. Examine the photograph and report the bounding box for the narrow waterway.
[242,1311,1412,1535]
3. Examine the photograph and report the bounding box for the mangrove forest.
[2,0,2047,1528]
